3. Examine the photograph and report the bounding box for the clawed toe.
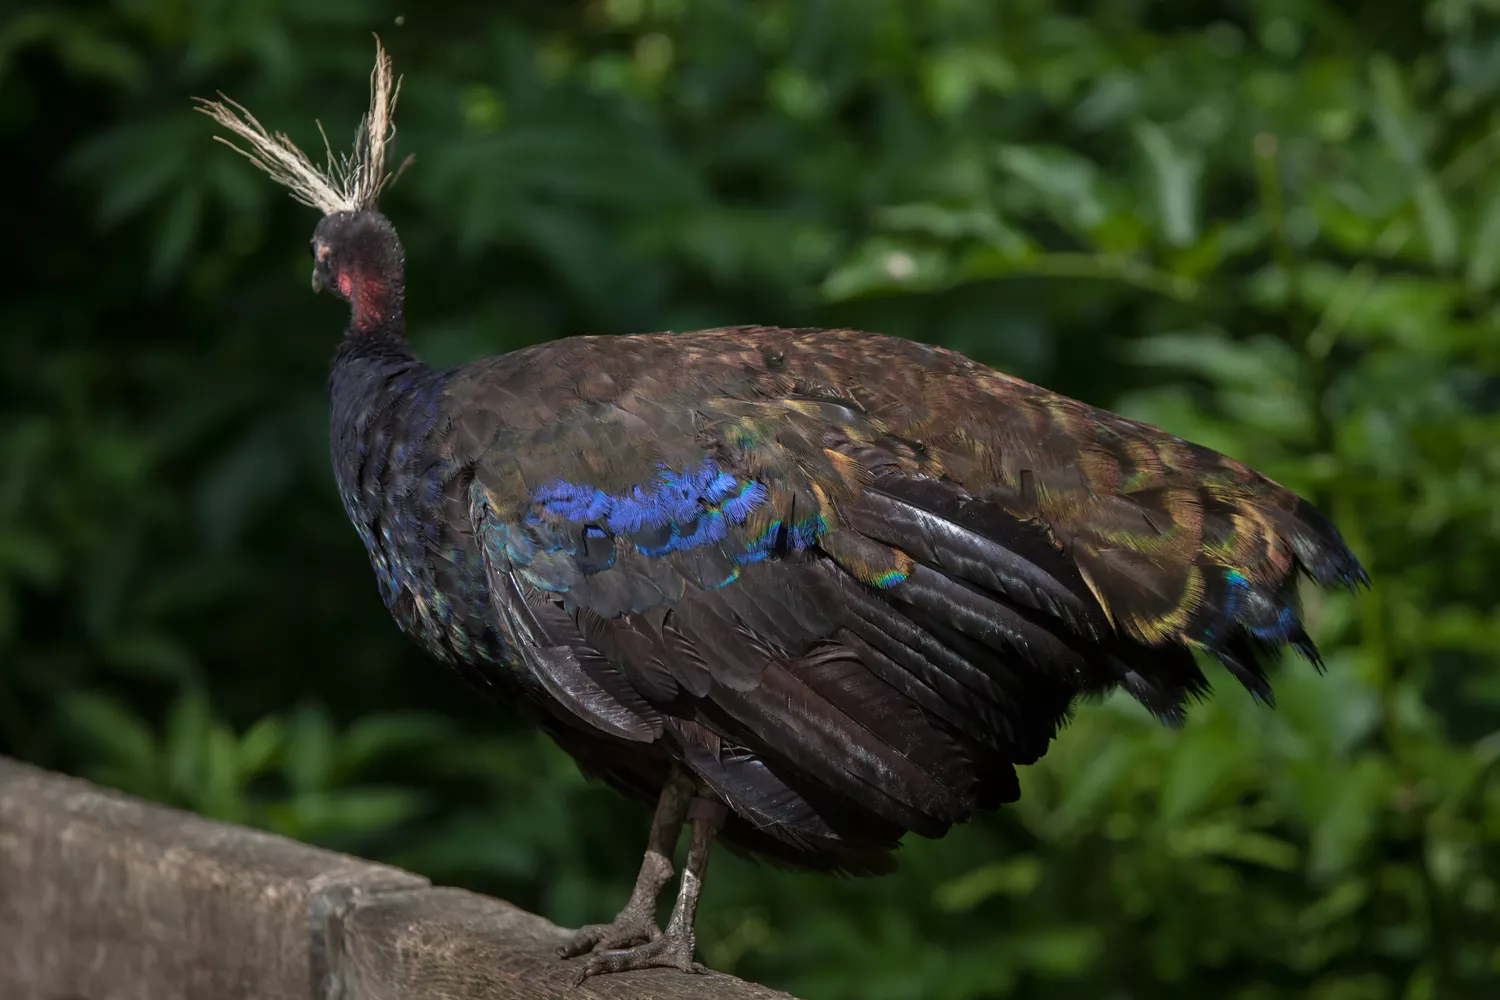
[556,917,660,959]
[570,930,703,984]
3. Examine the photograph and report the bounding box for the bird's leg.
[557,766,695,959]
[572,792,727,982]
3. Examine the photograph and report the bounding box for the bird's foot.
[556,909,661,960]
[570,924,703,984]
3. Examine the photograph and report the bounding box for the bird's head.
[310,210,404,328]
[198,38,411,334]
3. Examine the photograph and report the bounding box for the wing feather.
[432,324,1366,871]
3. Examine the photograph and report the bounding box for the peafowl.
[200,41,1367,981]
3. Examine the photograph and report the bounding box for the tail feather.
[829,462,1365,725]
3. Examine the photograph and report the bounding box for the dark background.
[4,1,1499,997]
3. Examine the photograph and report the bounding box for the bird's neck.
[332,259,415,372]
[328,322,425,445]
[345,269,404,333]
[336,318,414,364]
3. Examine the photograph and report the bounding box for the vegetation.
[4,1,1498,996]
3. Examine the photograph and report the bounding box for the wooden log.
[333,886,795,1000]
[0,756,797,1000]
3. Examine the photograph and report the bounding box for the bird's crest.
[196,37,409,215]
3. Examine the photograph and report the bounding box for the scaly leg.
[572,792,727,982]
[557,767,694,958]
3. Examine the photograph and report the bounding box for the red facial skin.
[336,269,395,331]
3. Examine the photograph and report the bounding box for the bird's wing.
[452,327,1364,856]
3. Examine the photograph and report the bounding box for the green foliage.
[4,1,1499,996]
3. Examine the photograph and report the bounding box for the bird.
[200,41,1367,982]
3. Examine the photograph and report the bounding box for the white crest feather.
[196,36,408,215]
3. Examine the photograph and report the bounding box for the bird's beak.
[311,270,324,294]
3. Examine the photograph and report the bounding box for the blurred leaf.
[923,46,1017,118]
[875,203,1029,254]
[1131,328,1302,390]
[58,692,156,784]
[1007,926,1105,975]
[1049,739,1137,835]
[997,144,1108,235]
[0,531,61,587]
[1309,757,1390,879]
[1134,122,1203,247]
[150,185,205,285]
[1412,176,1459,270]
[284,703,336,795]
[238,716,284,777]
[934,857,1042,912]
[1465,185,1500,292]
[271,786,429,841]
[1369,54,1457,268]
[164,689,211,800]
[820,238,949,301]
[198,722,243,820]
[1157,730,1241,826]
[1168,823,1301,872]
[337,711,450,774]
